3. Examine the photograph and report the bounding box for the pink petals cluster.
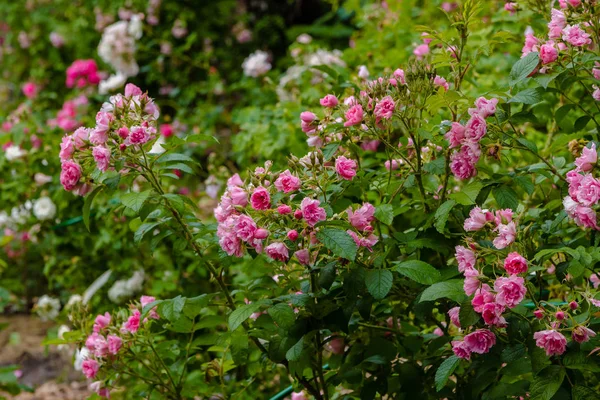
[214,156,376,263]
[446,97,498,180]
[80,296,159,397]
[57,84,160,193]
[463,207,516,249]
[451,329,496,360]
[563,143,600,230]
[66,59,101,88]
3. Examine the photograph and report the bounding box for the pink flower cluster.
[66,59,101,88]
[81,296,159,398]
[214,157,376,263]
[57,84,160,193]
[563,143,600,230]
[446,97,497,180]
[48,95,89,132]
[463,207,516,249]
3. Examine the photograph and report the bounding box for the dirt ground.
[0,315,90,399]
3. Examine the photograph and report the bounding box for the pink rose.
[452,340,471,360]
[291,392,307,400]
[94,336,109,357]
[22,82,38,99]
[160,124,174,138]
[344,104,364,127]
[471,284,494,313]
[82,359,99,379]
[576,143,598,172]
[128,125,151,145]
[463,269,480,296]
[86,332,101,351]
[494,276,526,308]
[125,83,143,97]
[522,33,540,56]
[540,42,558,64]
[413,43,429,59]
[250,186,271,210]
[92,146,111,172]
[533,330,567,356]
[347,230,379,251]
[72,127,90,149]
[572,326,596,343]
[107,335,122,354]
[347,203,375,231]
[493,221,516,249]
[464,114,487,142]
[504,2,517,13]
[277,204,292,215]
[393,68,406,84]
[374,96,395,120]
[562,24,591,47]
[576,174,600,206]
[464,329,496,354]
[265,242,289,262]
[93,312,111,332]
[122,310,141,333]
[287,230,299,241]
[448,307,461,328]
[503,252,528,275]
[450,150,477,180]
[474,97,498,118]
[59,135,75,161]
[95,111,112,134]
[235,214,257,241]
[494,209,513,225]
[481,302,507,327]
[229,186,248,206]
[320,94,338,108]
[433,76,449,91]
[294,249,311,265]
[301,197,327,227]
[548,10,566,40]
[445,123,466,148]
[90,381,110,398]
[60,161,82,191]
[274,170,301,193]
[573,205,599,230]
[464,207,491,231]
[335,156,358,180]
[455,245,476,273]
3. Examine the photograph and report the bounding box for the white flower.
[66,294,83,308]
[74,347,90,371]
[108,270,145,303]
[35,295,61,321]
[33,197,57,221]
[358,65,370,79]
[99,73,127,94]
[98,21,139,78]
[4,145,26,161]
[128,13,144,40]
[149,135,166,154]
[242,50,271,77]
[296,33,312,44]
[34,173,52,185]
[10,205,30,226]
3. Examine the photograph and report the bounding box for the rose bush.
[4,0,600,399]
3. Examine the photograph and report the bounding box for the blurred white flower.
[242,50,271,77]
[108,270,145,303]
[35,295,61,321]
[5,145,26,161]
[33,197,57,221]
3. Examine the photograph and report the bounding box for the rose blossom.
[229,186,248,206]
[82,359,99,379]
[250,186,271,210]
[471,284,494,313]
[450,150,477,180]
[347,203,375,231]
[445,123,466,148]
[533,330,567,356]
[452,340,471,360]
[494,276,526,308]
[92,146,111,172]
[320,94,338,108]
[575,174,600,207]
[464,113,487,142]
[374,96,395,120]
[265,242,289,262]
[294,249,311,265]
[575,143,597,172]
[277,204,292,215]
[128,125,151,145]
[93,312,111,332]
[122,310,141,333]
[572,326,596,343]
[59,135,74,161]
[493,221,516,249]
[448,307,461,328]
[235,214,257,242]
[335,156,358,180]
[344,104,364,127]
[503,252,528,275]
[274,170,301,193]
[481,302,507,327]
[474,97,498,117]
[300,197,326,226]
[60,161,82,191]
[463,269,480,296]
[562,24,591,47]
[540,42,558,64]
[455,245,476,273]
[464,207,491,231]
[464,329,496,354]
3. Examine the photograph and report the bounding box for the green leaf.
[316,228,357,261]
[434,200,456,233]
[322,143,339,161]
[459,301,480,327]
[134,221,162,244]
[423,157,446,175]
[449,182,482,205]
[515,176,535,195]
[267,304,295,330]
[573,385,600,400]
[502,344,528,363]
[228,303,261,331]
[286,336,305,361]
[158,296,186,322]
[509,52,539,86]
[574,116,591,131]
[365,269,393,300]
[568,260,585,278]
[420,280,466,303]
[493,186,519,210]
[159,163,194,174]
[155,153,196,164]
[435,355,460,392]
[83,186,103,231]
[508,87,544,105]
[393,260,441,285]
[230,331,249,365]
[529,365,565,400]
[517,137,538,153]
[121,190,152,213]
[374,204,394,225]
